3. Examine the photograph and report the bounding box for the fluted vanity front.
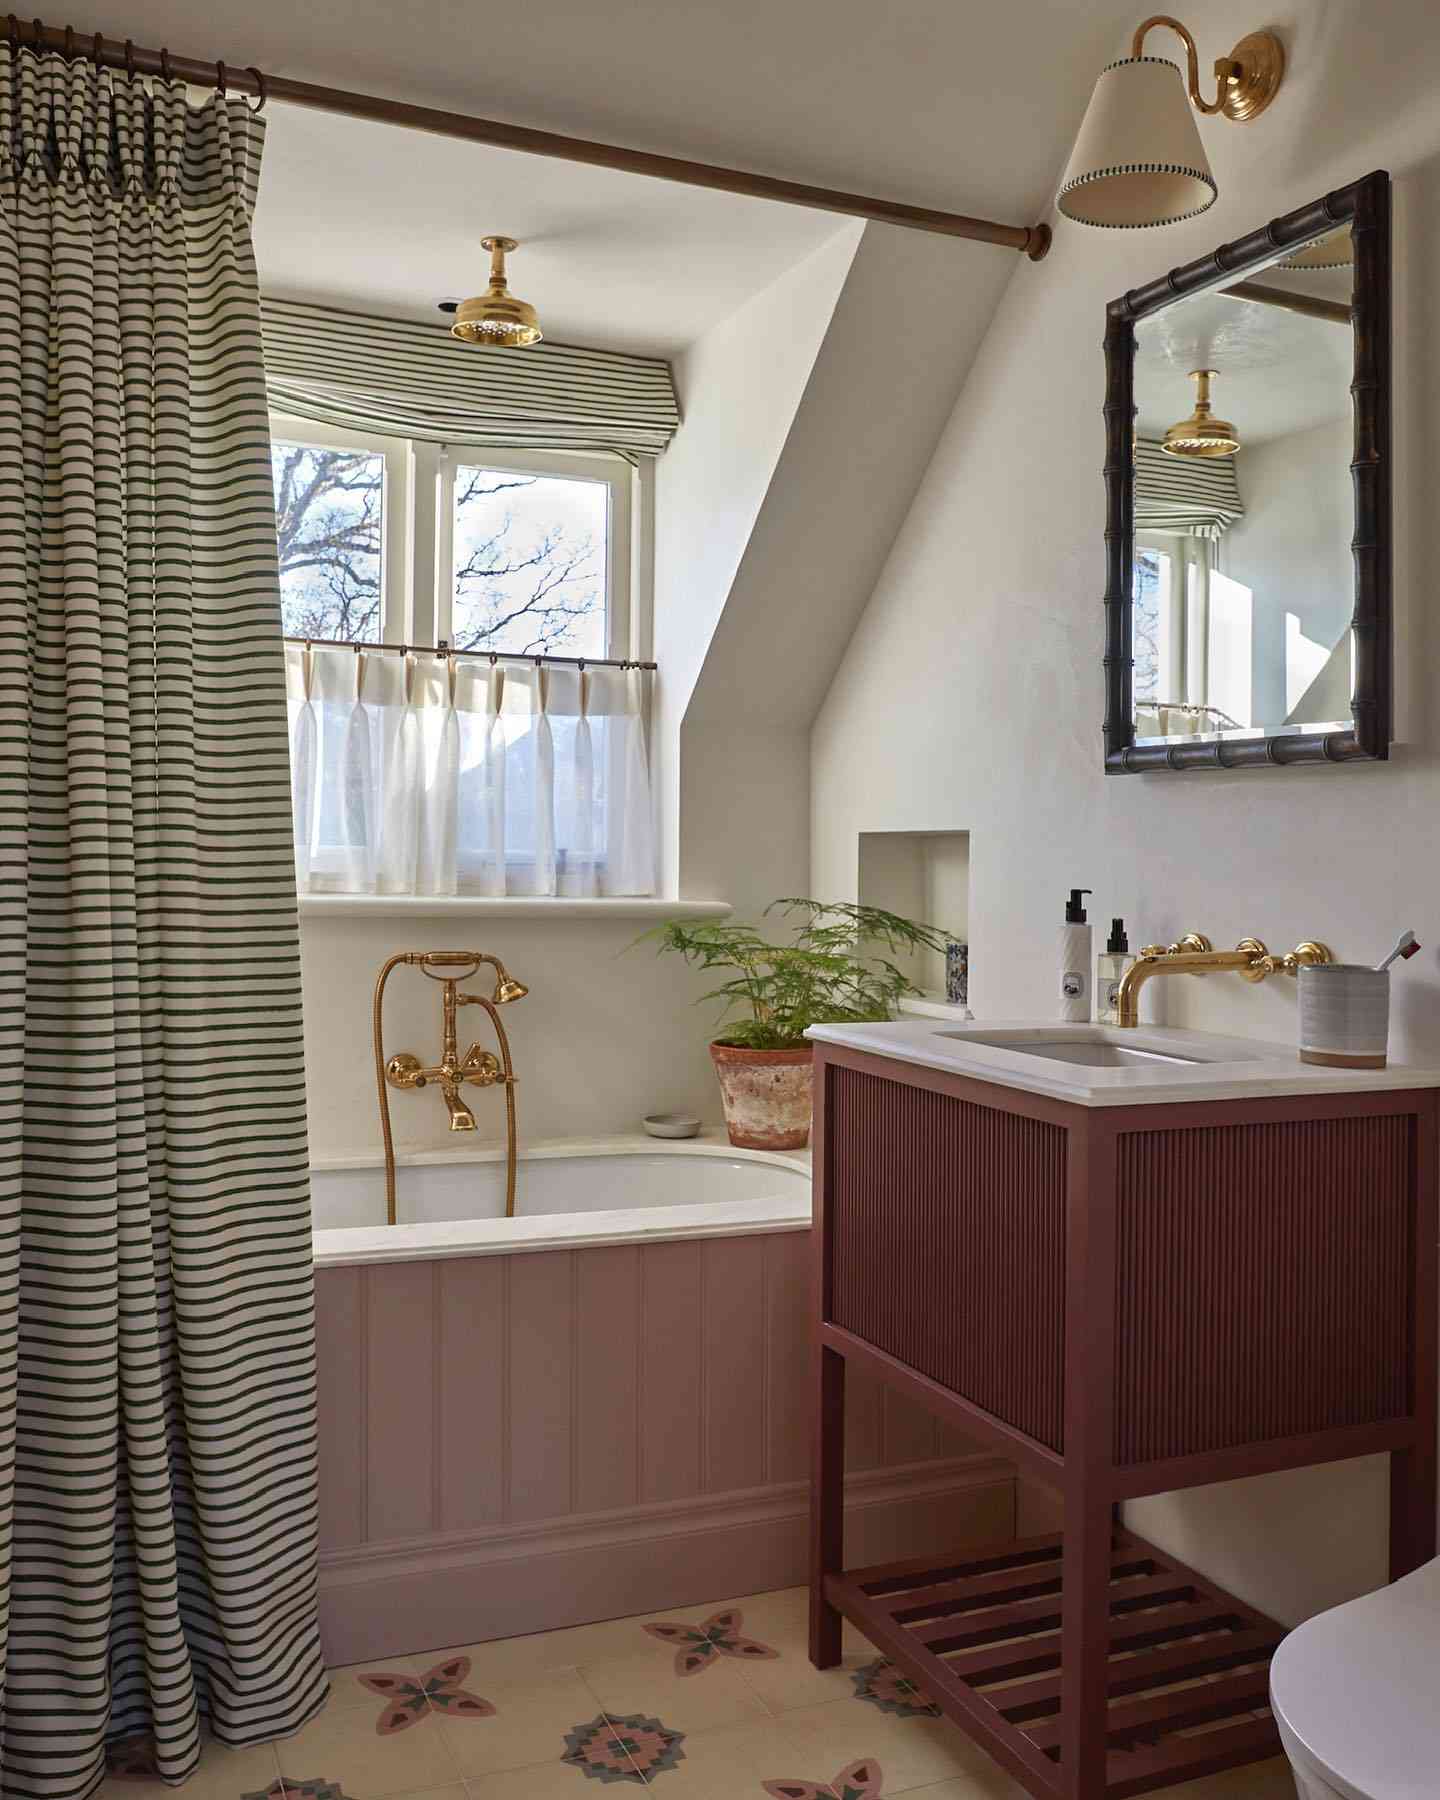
[805,1018,1440,1800]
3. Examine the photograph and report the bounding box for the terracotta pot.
[709,1042,814,1151]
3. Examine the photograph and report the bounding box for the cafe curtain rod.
[8,14,1052,260]
[283,636,657,673]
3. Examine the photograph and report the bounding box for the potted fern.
[644,900,953,1150]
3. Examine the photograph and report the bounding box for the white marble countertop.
[807,1019,1440,1109]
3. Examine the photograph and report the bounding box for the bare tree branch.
[271,443,607,656]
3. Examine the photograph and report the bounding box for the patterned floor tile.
[581,1650,770,1736]
[765,1753,885,1800]
[326,1655,428,1711]
[434,1671,604,1779]
[566,1714,684,1784]
[737,1647,876,1719]
[360,1657,496,1735]
[776,1699,993,1796]
[467,1763,645,1800]
[615,1717,819,1799]
[898,1770,1027,1800]
[99,1738,281,1800]
[849,1661,938,1720]
[428,1606,721,1689]
[642,1607,781,1678]
[275,1697,463,1797]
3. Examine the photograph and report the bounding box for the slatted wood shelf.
[826,1527,1284,1800]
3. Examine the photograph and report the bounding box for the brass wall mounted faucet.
[1114,932,1332,1029]
[372,951,529,1223]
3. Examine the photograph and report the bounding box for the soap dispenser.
[1059,889,1093,1022]
[1097,918,1135,1026]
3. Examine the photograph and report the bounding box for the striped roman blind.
[1135,438,1244,538]
[260,297,681,462]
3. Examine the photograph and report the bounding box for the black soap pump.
[1097,918,1135,1026]
[1060,888,1093,1022]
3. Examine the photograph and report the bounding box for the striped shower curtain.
[0,43,327,1797]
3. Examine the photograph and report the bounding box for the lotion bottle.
[1097,918,1135,1025]
[1059,888,1093,1022]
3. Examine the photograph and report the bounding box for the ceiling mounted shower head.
[450,236,542,349]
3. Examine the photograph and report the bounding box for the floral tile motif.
[642,1607,780,1677]
[850,1659,938,1718]
[358,1654,496,1734]
[563,1713,685,1784]
[105,1734,159,1779]
[246,1782,349,1800]
[764,1757,886,1800]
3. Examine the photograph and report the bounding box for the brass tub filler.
[372,951,530,1224]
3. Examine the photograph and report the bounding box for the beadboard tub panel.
[315,1231,1012,1660]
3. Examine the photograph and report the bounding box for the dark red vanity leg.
[810,1342,846,1668]
[1060,1117,1118,1798]
[1392,1096,1438,1580]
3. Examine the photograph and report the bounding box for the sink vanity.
[806,1018,1440,1799]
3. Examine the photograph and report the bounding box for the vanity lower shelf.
[826,1526,1283,1799]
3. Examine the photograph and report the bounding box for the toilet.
[1269,1555,1440,1798]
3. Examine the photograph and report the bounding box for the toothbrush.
[1376,929,1421,973]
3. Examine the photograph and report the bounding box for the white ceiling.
[249,107,848,356]
[84,0,1145,354]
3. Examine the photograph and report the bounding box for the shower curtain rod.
[10,15,1052,260]
[283,635,657,672]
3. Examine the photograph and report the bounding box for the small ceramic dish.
[642,1112,702,1140]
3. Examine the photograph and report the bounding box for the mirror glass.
[1130,224,1354,744]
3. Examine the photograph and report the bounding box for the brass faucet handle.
[385,1051,444,1089]
[1280,941,1334,976]
[459,1044,504,1086]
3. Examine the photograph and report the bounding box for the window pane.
[271,439,384,641]
[451,466,607,657]
[1132,544,1170,705]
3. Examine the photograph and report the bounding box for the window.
[270,421,406,643]
[270,416,635,659]
[275,417,654,899]
[1133,530,1219,726]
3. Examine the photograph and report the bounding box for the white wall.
[654,228,861,900]
[300,911,727,1162]
[672,223,1013,913]
[1223,416,1353,726]
[810,0,1440,1623]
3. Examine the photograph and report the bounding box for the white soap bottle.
[1059,889,1093,1022]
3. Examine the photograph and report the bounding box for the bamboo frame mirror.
[1102,170,1391,773]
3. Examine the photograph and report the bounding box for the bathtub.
[310,1132,1012,1665]
[310,1133,812,1265]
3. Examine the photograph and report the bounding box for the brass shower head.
[450,236,542,349]
[493,970,529,1005]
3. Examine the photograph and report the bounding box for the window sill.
[297,894,731,923]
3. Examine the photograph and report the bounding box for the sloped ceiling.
[86,0,1139,230]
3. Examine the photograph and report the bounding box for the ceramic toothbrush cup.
[1298,964,1390,1069]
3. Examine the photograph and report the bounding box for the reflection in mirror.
[1131,223,1354,743]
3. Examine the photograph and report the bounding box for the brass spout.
[1115,932,1333,1028]
[442,1086,478,1132]
[373,949,529,1224]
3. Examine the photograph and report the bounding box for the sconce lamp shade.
[1057,57,1217,229]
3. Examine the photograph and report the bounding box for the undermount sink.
[806,1018,1440,1107]
[954,1034,1201,1068]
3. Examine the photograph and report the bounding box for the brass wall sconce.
[372,950,530,1224]
[1161,368,1241,459]
[450,236,543,348]
[1058,16,1285,229]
